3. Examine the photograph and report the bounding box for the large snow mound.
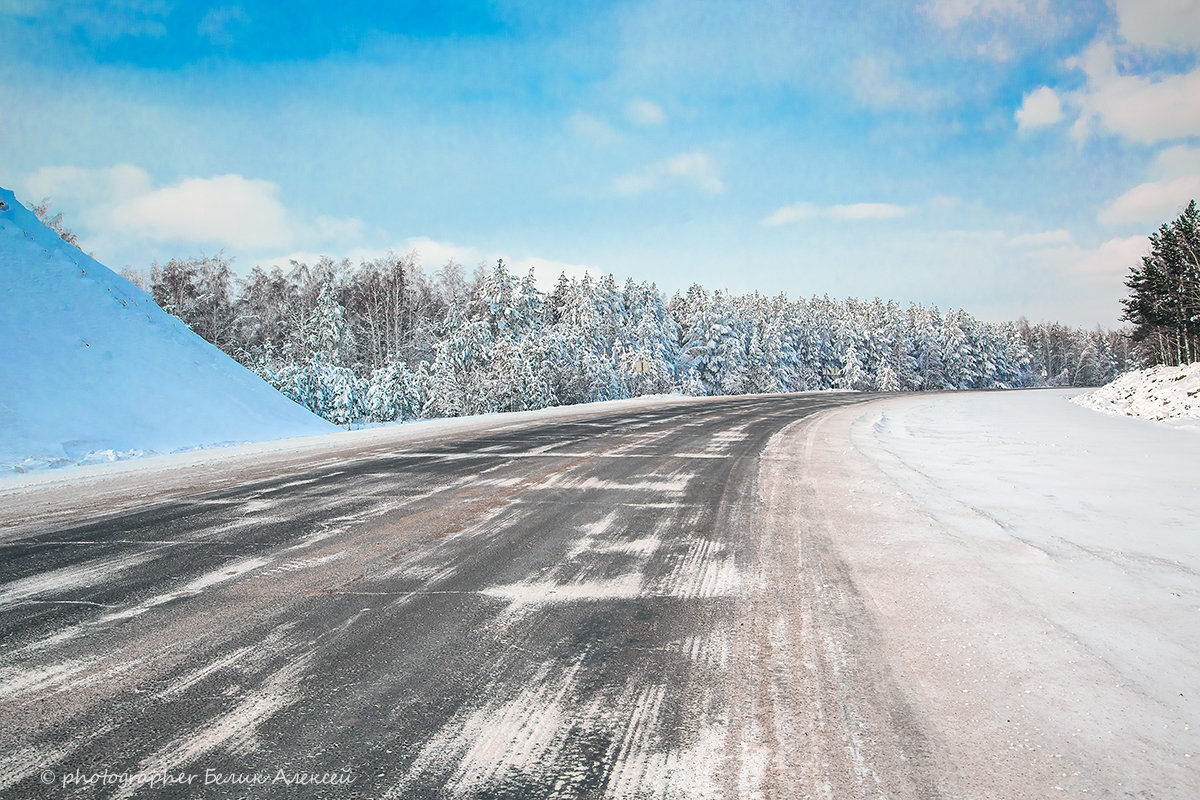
[0,187,333,471]
[1070,362,1200,425]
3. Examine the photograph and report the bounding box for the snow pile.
[1070,362,1200,424]
[0,187,333,472]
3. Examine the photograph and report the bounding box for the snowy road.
[0,393,871,799]
[1,390,1197,799]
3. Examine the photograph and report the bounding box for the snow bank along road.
[1,390,1197,798]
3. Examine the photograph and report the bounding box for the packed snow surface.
[791,389,1199,795]
[0,187,333,472]
[1071,362,1200,425]
[859,390,1199,743]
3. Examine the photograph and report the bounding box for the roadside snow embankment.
[0,187,333,472]
[1071,362,1200,425]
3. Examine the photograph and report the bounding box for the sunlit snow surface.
[856,389,1200,741]
[0,187,332,472]
[1071,362,1200,426]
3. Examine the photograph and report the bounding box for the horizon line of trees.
[123,252,1133,426]
[28,196,1140,427]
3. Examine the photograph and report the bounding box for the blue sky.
[3,0,1199,327]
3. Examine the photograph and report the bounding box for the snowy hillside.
[0,187,333,471]
[1071,362,1200,425]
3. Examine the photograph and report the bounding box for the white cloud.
[1099,176,1200,225]
[21,164,374,257]
[1009,229,1074,247]
[830,203,910,220]
[509,256,596,292]
[762,202,818,226]
[1098,144,1200,225]
[849,56,938,110]
[1154,144,1200,177]
[402,236,478,270]
[1014,86,1063,131]
[1069,41,1200,142]
[109,174,293,250]
[613,151,724,196]
[314,214,367,243]
[918,0,1068,66]
[26,164,293,249]
[920,0,1043,29]
[626,99,667,126]
[567,110,618,144]
[25,163,152,212]
[1113,0,1200,51]
[1060,235,1150,284]
[1001,234,1149,325]
[763,201,911,226]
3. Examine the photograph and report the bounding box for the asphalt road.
[0,393,896,800]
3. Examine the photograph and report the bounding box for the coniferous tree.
[1122,200,1200,365]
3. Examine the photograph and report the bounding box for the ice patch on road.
[97,556,273,623]
[182,555,272,593]
[0,550,157,605]
[0,657,92,699]
[154,645,257,700]
[238,497,277,514]
[700,424,751,454]
[389,656,727,800]
[483,574,643,612]
[655,538,740,599]
[600,683,726,800]
[389,659,584,798]
[550,474,693,494]
[679,631,730,671]
[485,535,738,612]
[565,511,620,560]
[119,651,315,798]
[594,536,660,558]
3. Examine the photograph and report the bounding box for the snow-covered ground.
[0,187,333,472]
[865,389,1199,567]
[1071,362,1200,426]
[809,388,1199,795]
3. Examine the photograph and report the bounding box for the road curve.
[0,393,929,800]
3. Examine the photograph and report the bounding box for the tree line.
[118,253,1131,426]
[28,197,1140,427]
[1122,199,1200,366]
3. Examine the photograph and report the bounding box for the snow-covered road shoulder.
[865,389,1199,566]
[793,388,1199,797]
[1071,362,1200,426]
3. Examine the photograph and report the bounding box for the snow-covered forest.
[123,252,1132,426]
